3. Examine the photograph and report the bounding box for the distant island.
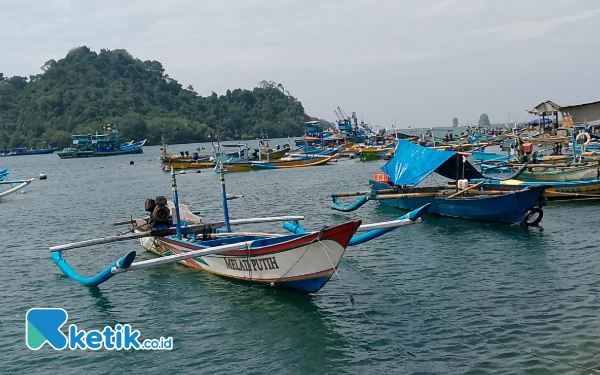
[0,46,325,149]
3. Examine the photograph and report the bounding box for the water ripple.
[1,144,599,374]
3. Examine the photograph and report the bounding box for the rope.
[319,240,416,357]
[340,258,600,373]
[266,232,322,287]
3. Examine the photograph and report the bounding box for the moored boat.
[473,178,600,200]
[48,167,428,292]
[1,147,56,157]
[513,163,599,182]
[330,140,546,225]
[57,125,145,159]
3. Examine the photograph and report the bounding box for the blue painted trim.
[171,171,182,239]
[51,250,136,287]
[331,194,369,212]
[274,276,331,293]
[283,204,428,246]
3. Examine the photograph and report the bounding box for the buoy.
[39,173,47,180]
[130,161,134,165]
[576,132,591,146]
[196,170,202,173]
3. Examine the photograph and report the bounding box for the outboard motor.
[147,196,170,226]
[145,199,157,214]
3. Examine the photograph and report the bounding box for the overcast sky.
[2,0,599,128]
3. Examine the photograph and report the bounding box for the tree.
[452,117,459,127]
[478,113,490,127]
[0,47,313,148]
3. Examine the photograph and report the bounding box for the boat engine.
[145,196,170,225]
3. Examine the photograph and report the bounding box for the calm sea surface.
[1,141,600,374]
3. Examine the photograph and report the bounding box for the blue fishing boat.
[0,168,9,181]
[330,140,546,225]
[1,147,56,156]
[48,166,429,292]
[57,125,146,158]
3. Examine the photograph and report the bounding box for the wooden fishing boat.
[358,145,395,161]
[0,178,33,200]
[472,178,600,200]
[513,163,599,182]
[1,147,56,156]
[330,141,546,225]
[48,167,429,292]
[221,155,335,172]
[162,159,215,170]
[57,126,145,158]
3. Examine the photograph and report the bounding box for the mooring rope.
[265,232,322,287]
[320,241,416,357]
[339,257,600,373]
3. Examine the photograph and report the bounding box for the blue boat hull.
[372,182,544,224]
[1,148,56,156]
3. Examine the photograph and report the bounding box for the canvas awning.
[381,141,483,186]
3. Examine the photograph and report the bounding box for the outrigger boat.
[470,178,600,200]
[330,141,547,225]
[49,166,429,293]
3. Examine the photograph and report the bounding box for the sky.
[2,0,600,128]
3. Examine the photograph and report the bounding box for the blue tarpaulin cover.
[381,140,483,186]
[528,118,552,125]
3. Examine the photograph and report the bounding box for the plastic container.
[373,172,392,184]
[523,143,533,154]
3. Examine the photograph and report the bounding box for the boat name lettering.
[224,257,279,271]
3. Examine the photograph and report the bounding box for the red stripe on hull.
[158,220,361,256]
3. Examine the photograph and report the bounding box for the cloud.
[1,0,600,125]
[471,9,600,41]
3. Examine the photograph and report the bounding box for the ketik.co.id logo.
[26,308,173,350]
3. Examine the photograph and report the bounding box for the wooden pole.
[447,181,484,199]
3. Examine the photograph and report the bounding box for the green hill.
[0,46,321,149]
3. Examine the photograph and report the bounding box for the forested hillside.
[0,46,321,149]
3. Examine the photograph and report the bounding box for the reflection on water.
[2,142,599,374]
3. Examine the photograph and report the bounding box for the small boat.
[48,167,428,292]
[357,144,395,161]
[214,142,337,172]
[330,141,546,225]
[57,125,146,159]
[1,147,57,157]
[219,155,335,172]
[513,163,599,182]
[0,178,34,200]
[473,178,600,200]
[0,168,9,181]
